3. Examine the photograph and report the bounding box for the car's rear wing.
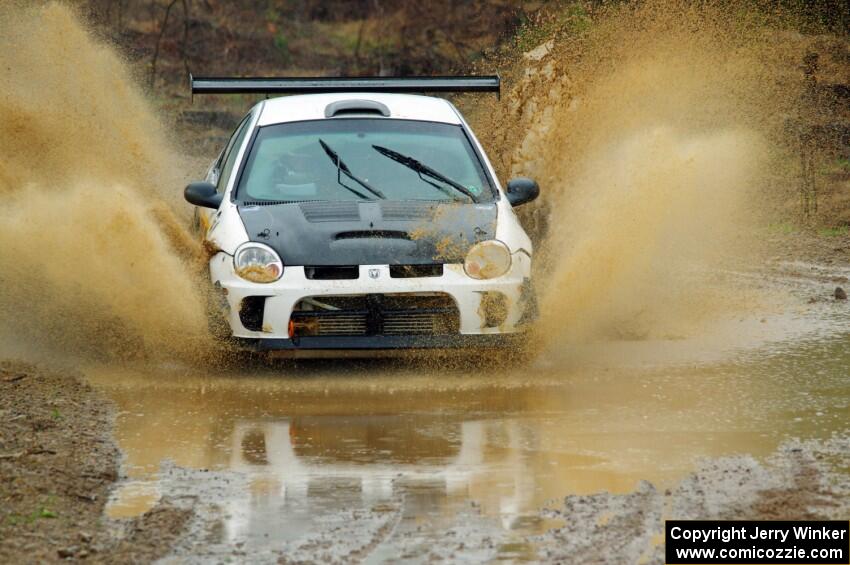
[189,74,500,99]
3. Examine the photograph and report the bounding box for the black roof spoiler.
[189,74,500,99]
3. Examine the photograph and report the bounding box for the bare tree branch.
[149,0,179,90]
[181,0,191,79]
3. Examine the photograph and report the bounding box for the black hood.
[238,200,497,266]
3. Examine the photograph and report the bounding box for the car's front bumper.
[208,251,535,348]
[232,333,525,358]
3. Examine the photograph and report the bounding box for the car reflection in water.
[224,415,539,544]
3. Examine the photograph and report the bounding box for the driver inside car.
[267,150,320,200]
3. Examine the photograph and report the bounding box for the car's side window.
[217,115,252,193]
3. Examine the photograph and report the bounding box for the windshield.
[235,119,495,203]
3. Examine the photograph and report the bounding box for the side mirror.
[184,181,223,209]
[505,177,540,207]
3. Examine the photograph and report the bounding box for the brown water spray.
[0,4,209,361]
[469,1,813,348]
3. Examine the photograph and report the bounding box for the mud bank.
[0,362,190,562]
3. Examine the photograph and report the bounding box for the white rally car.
[185,76,539,356]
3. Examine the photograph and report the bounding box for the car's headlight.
[464,240,511,280]
[233,242,283,283]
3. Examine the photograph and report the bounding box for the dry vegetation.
[76,0,526,99]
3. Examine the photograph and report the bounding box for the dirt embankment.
[0,362,189,563]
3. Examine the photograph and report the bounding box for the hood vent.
[380,201,437,221]
[335,230,411,240]
[299,201,361,222]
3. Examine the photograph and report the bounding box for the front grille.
[314,313,368,335]
[290,293,459,337]
[389,264,443,278]
[383,311,456,335]
[304,266,359,280]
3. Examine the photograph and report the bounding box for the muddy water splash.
[471,1,807,346]
[0,4,208,361]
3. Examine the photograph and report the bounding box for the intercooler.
[289,293,460,337]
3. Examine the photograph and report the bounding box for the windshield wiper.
[318,139,385,200]
[371,144,476,202]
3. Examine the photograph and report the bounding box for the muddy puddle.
[82,268,850,562]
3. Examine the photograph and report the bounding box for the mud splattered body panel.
[238,201,497,266]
